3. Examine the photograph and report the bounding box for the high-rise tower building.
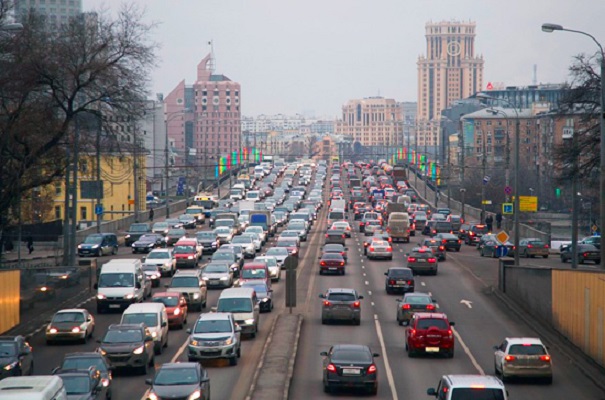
[416,20,484,152]
[13,0,83,28]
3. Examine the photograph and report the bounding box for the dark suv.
[53,367,107,399]
[0,336,34,379]
[405,312,455,358]
[97,323,155,375]
[54,352,113,398]
[465,224,489,245]
[384,267,414,294]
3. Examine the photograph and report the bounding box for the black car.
[384,267,415,294]
[53,367,107,399]
[178,215,197,229]
[464,223,489,245]
[426,221,453,237]
[0,336,34,379]
[320,344,379,395]
[54,352,113,398]
[124,223,152,246]
[196,231,220,254]
[322,243,348,262]
[433,233,461,251]
[560,243,601,264]
[241,281,273,312]
[145,362,210,400]
[404,189,417,202]
[97,324,155,375]
[131,234,165,253]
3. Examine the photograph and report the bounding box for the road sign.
[519,196,538,212]
[496,231,510,245]
[503,203,513,215]
[94,204,104,216]
[483,175,491,185]
[504,186,512,195]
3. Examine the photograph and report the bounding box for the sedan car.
[132,233,165,253]
[45,308,95,345]
[152,222,170,236]
[265,247,289,267]
[420,238,447,261]
[319,288,363,325]
[433,233,462,252]
[560,243,600,264]
[255,256,281,282]
[178,214,197,229]
[143,248,176,277]
[363,220,383,236]
[320,344,379,395]
[145,362,210,400]
[330,221,352,237]
[0,336,34,379]
[165,228,187,246]
[384,267,414,294]
[493,337,553,383]
[322,244,348,262]
[275,237,300,257]
[396,292,437,325]
[406,247,438,275]
[480,239,513,258]
[151,292,188,329]
[366,239,393,260]
[210,252,241,277]
[319,253,346,275]
[516,238,550,258]
[201,262,234,289]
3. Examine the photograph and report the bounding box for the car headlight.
[223,337,233,346]
[125,234,131,239]
[131,243,137,247]
[190,338,199,346]
[202,277,209,281]
[99,348,107,356]
[124,293,134,300]
[3,362,18,371]
[77,244,83,249]
[261,297,269,302]
[211,241,217,246]
[219,276,229,281]
[92,245,99,249]
[193,293,200,299]
[188,390,201,400]
[132,345,145,355]
[71,327,81,333]
[151,331,157,338]
[97,294,106,300]
[148,392,158,400]
[148,243,155,247]
[244,318,255,325]
[187,256,194,259]
[48,327,58,334]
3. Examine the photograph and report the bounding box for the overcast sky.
[84,0,605,118]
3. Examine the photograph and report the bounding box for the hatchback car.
[132,233,165,253]
[406,247,438,275]
[433,232,461,252]
[0,336,34,379]
[241,281,273,313]
[186,313,241,365]
[151,292,188,329]
[55,352,112,397]
[45,308,95,345]
[319,288,363,325]
[201,262,234,289]
[254,256,281,282]
[363,220,383,236]
[97,323,155,375]
[384,267,414,294]
[320,344,379,395]
[464,223,489,245]
[265,247,289,267]
[396,292,437,325]
[145,362,210,399]
[366,240,393,260]
[420,238,447,261]
[516,238,550,258]
[143,248,176,277]
[322,244,348,262]
[319,253,346,275]
[493,337,552,383]
[405,312,455,358]
[330,221,352,237]
[560,243,600,264]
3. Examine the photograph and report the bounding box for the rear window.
[329,212,345,220]
[331,349,372,363]
[451,388,505,400]
[405,295,431,305]
[416,318,449,330]
[388,269,412,278]
[436,222,452,229]
[508,344,546,355]
[327,293,356,302]
[472,225,488,234]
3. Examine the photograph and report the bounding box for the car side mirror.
[142,257,146,262]
[51,366,59,374]
[358,295,364,299]
[96,339,102,343]
[135,282,142,289]
[384,272,388,276]
[201,376,210,383]
[432,299,437,303]
[145,336,153,342]
[372,353,380,357]
[493,345,499,350]
[93,283,98,290]
[318,294,325,299]
[186,328,192,334]
[320,351,328,357]
[427,388,437,396]
[161,322,167,327]
[145,378,152,385]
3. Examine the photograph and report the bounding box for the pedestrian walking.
[149,207,154,222]
[26,235,34,254]
[496,212,503,230]
[485,215,494,232]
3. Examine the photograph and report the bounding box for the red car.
[318,253,346,275]
[405,312,455,358]
[152,292,188,329]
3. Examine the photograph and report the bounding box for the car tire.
[407,345,416,358]
[398,319,403,326]
[543,255,548,258]
[354,318,361,326]
[446,348,454,358]
[237,347,241,358]
[323,383,331,394]
[140,361,148,375]
[368,384,378,396]
[322,318,328,325]
[229,356,238,366]
[29,361,34,375]
[544,376,553,385]
[46,339,54,346]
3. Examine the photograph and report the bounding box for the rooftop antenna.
[532,64,537,85]
[208,40,216,73]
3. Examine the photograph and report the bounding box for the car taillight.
[342,234,345,238]
[340,262,345,266]
[469,232,475,236]
[426,304,435,311]
[540,355,551,362]
[387,247,393,252]
[458,240,461,244]
[583,252,588,257]
[505,355,516,362]
[409,328,416,337]
[320,261,326,266]
[544,244,549,249]
[402,304,411,310]
[389,279,396,285]
[327,363,337,373]
[323,301,331,307]
[439,246,445,251]
[407,280,413,285]
[447,329,453,339]
[407,257,417,262]
[341,251,346,256]
[325,234,329,238]
[527,244,533,248]
[353,301,360,308]
[442,239,447,244]
[387,237,392,242]
[369,246,375,251]
[428,258,437,263]
[367,364,377,374]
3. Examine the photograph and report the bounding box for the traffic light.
[555,188,561,199]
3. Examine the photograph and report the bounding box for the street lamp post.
[164,109,190,217]
[542,22,605,266]
[460,188,466,221]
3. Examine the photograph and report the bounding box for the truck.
[238,200,256,213]
[330,199,346,212]
[249,211,275,236]
[386,202,407,217]
[387,211,411,242]
[392,164,408,184]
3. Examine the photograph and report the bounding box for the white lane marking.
[368,290,372,296]
[361,265,365,269]
[460,300,473,309]
[371,302,375,306]
[428,292,432,297]
[399,249,404,253]
[365,281,369,285]
[452,326,485,375]
[421,282,426,287]
[363,273,366,277]
[373,314,399,400]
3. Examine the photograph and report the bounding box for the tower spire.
[208,40,216,73]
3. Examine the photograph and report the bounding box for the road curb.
[283,314,303,399]
[491,288,605,393]
[245,312,281,400]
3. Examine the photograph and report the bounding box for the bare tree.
[0,4,158,231]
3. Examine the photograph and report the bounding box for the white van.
[0,376,67,400]
[121,302,169,355]
[214,287,260,338]
[254,166,264,179]
[95,259,146,313]
[246,190,261,202]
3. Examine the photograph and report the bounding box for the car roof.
[505,337,544,345]
[173,270,200,276]
[55,308,87,314]
[388,267,412,272]
[197,312,231,321]
[442,375,505,388]
[219,287,256,298]
[331,344,371,352]
[413,312,448,319]
[152,291,182,298]
[326,288,356,294]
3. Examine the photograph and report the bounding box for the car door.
[17,338,33,374]
[494,340,508,371]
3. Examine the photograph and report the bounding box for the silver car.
[319,288,363,326]
[254,256,281,282]
[232,235,256,258]
[143,249,176,277]
[202,262,234,289]
[214,227,234,244]
[366,239,393,260]
[187,313,241,366]
[493,337,553,383]
[264,247,289,267]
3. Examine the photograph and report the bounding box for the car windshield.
[322,254,343,260]
[266,248,287,255]
[331,349,372,363]
[173,245,195,254]
[242,268,266,279]
[0,343,17,356]
[205,264,229,273]
[129,224,149,232]
[170,277,200,287]
[179,215,194,221]
[472,225,488,234]
[167,229,185,236]
[153,223,168,230]
[153,296,179,307]
[52,312,85,323]
[242,283,268,296]
[281,231,299,237]
[185,209,201,215]
[256,258,276,267]
[83,235,103,244]
[450,388,505,400]
[527,240,545,246]
[509,344,546,355]
[148,251,170,260]
[197,232,215,240]
[102,329,142,343]
[324,245,344,252]
[327,293,355,301]
[98,273,134,288]
[61,375,91,395]
[416,318,449,330]
[214,227,231,234]
[405,295,431,305]
[217,298,253,313]
[62,357,107,372]
[212,253,232,261]
[138,235,158,242]
[154,367,199,386]
[122,313,158,327]
[143,266,160,272]
[194,319,232,333]
[389,269,412,278]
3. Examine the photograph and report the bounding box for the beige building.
[417,20,484,148]
[336,97,404,147]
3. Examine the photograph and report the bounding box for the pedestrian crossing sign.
[502,203,513,215]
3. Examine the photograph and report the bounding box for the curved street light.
[542,22,605,267]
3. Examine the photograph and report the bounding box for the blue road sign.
[94,204,104,216]
[503,203,513,215]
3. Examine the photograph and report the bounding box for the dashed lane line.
[452,326,485,375]
[374,314,399,400]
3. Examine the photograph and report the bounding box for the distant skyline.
[84,0,605,117]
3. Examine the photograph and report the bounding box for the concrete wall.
[502,265,553,325]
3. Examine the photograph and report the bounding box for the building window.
[55,182,62,195]
[55,206,61,219]
[80,206,87,220]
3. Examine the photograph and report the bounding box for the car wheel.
[480,249,484,257]
[398,319,403,326]
[323,383,331,394]
[524,250,529,258]
[237,347,241,358]
[544,376,553,385]
[321,318,328,325]
[407,345,416,358]
[140,361,148,375]
[543,255,549,258]
[46,339,54,346]
[229,356,238,366]
[446,348,454,358]
[354,318,361,326]
[368,384,378,396]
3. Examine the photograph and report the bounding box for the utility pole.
[69,116,80,267]
[133,121,140,223]
[570,130,579,268]
[96,113,102,233]
[481,130,487,223]
[63,145,71,266]
[164,118,170,218]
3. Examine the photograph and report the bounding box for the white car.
[241,232,262,252]
[45,308,95,345]
[232,235,256,258]
[264,247,289,267]
[493,337,553,383]
[143,248,176,277]
[214,227,234,244]
[255,256,281,282]
[245,226,267,245]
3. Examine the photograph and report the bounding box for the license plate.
[208,281,219,285]
[329,268,337,270]
[342,368,361,375]
[109,304,120,309]
[425,347,440,352]
[396,280,406,284]
[416,260,426,263]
